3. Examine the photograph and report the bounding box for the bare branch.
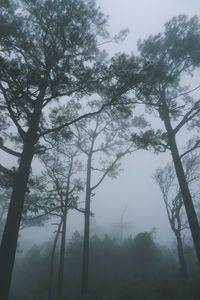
[91,149,132,191]
[0,143,22,158]
[174,99,200,135]
[170,83,200,101]
[0,163,15,178]
[180,140,200,159]
[39,87,134,137]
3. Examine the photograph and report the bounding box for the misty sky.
[22,0,200,248]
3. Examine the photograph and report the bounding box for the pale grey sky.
[98,0,200,54]
[22,0,200,248]
[89,0,200,244]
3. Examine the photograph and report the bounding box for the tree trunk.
[81,153,92,296]
[0,143,35,300]
[176,233,188,283]
[56,211,67,300]
[48,219,63,300]
[0,90,45,300]
[162,100,200,264]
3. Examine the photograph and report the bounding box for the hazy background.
[21,0,200,249]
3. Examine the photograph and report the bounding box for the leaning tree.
[153,153,200,282]
[136,15,200,263]
[114,15,200,263]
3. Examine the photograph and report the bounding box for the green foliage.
[132,129,168,152]
[0,0,110,165]
[23,149,84,224]
[10,231,200,300]
[136,14,200,129]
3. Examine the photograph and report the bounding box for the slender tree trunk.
[0,89,45,300]
[162,100,200,264]
[48,219,63,300]
[56,156,73,300]
[56,211,67,300]
[176,233,188,283]
[81,153,92,296]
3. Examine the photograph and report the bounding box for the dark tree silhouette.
[23,148,84,300]
[72,102,148,296]
[154,154,200,283]
[131,15,200,263]
[0,0,110,298]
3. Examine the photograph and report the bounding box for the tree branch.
[174,99,200,134]
[180,140,200,159]
[23,205,63,221]
[170,83,200,101]
[69,205,93,216]
[91,150,130,191]
[39,87,133,137]
[0,143,22,158]
[0,83,26,139]
[0,104,8,110]
[0,163,15,178]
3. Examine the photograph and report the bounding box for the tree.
[0,188,10,240]
[153,156,200,283]
[128,231,161,284]
[133,15,200,263]
[23,148,84,300]
[72,102,148,295]
[0,0,111,298]
[7,230,200,300]
[154,165,188,282]
[48,218,63,300]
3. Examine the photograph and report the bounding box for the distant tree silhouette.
[154,153,200,283]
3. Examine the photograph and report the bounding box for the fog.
[1,1,200,299]
[19,0,200,249]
